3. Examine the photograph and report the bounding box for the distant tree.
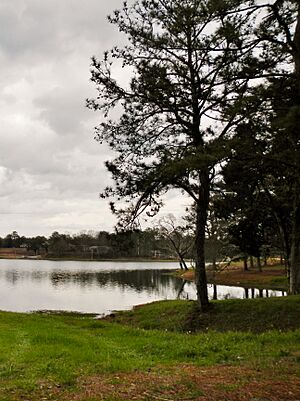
[10,231,21,247]
[138,228,159,257]
[156,215,193,270]
[71,231,97,256]
[97,231,111,247]
[215,122,288,270]
[110,230,136,258]
[48,232,71,257]
[2,234,13,248]
[27,236,48,255]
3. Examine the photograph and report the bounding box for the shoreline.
[0,255,178,263]
[176,263,288,291]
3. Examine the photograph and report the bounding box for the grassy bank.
[0,296,300,400]
[106,295,300,332]
[180,263,289,291]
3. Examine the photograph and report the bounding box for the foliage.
[0,229,173,259]
[88,0,283,309]
[87,0,273,221]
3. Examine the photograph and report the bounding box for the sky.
[0,0,188,238]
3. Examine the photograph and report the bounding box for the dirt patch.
[50,364,300,401]
[213,268,285,285]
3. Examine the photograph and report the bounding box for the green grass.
[269,276,289,287]
[0,296,299,399]
[107,295,300,333]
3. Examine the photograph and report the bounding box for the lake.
[0,259,285,315]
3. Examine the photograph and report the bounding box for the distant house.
[152,249,163,258]
[0,248,28,258]
[151,249,173,259]
[89,245,111,259]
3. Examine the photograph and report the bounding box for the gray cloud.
[0,0,186,237]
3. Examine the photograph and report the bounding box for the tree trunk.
[213,284,218,300]
[167,236,189,271]
[212,255,217,271]
[177,280,187,299]
[249,256,254,269]
[290,6,300,294]
[290,204,300,294]
[257,256,262,272]
[261,184,291,275]
[243,257,248,271]
[289,5,300,294]
[194,172,210,311]
[178,253,189,271]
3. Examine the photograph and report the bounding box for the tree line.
[0,227,189,260]
[0,211,285,265]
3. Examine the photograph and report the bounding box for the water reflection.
[5,270,20,285]
[0,259,286,314]
[49,269,183,293]
[204,283,286,300]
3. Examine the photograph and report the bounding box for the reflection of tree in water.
[244,287,287,298]
[0,267,287,300]
[50,269,185,294]
[4,270,20,285]
[0,270,48,285]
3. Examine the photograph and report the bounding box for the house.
[0,248,28,259]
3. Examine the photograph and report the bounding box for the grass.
[106,295,300,333]
[0,296,299,400]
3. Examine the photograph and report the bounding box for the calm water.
[0,259,285,314]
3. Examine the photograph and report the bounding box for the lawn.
[0,296,299,400]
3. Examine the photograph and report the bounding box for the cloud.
[0,0,125,236]
[0,0,186,237]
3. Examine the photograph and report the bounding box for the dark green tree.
[215,0,299,291]
[110,230,136,258]
[2,234,13,248]
[48,232,71,258]
[138,228,159,257]
[247,1,300,291]
[27,236,48,255]
[88,0,267,310]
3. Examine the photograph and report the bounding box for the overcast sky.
[0,0,187,237]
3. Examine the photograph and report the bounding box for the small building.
[0,248,28,259]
